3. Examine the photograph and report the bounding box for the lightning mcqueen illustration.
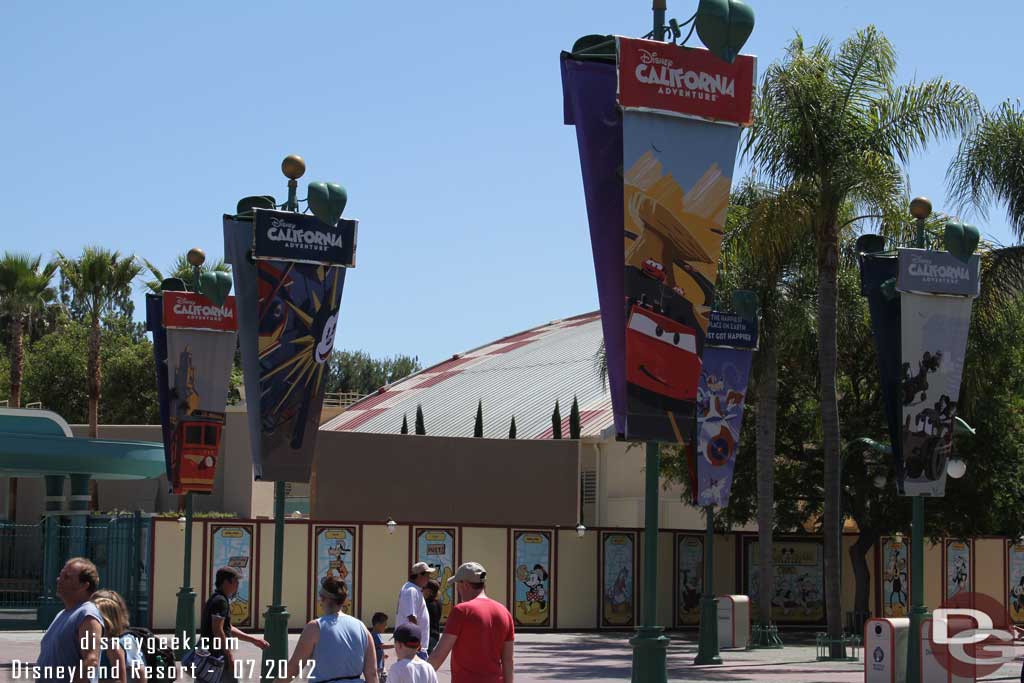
[626,303,700,404]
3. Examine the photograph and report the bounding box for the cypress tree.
[415,404,426,435]
[400,414,409,434]
[508,415,517,439]
[551,400,562,439]
[473,399,484,437]
[569,395,581,439]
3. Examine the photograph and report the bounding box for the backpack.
[125,626,177,681]
[117,634,147,682]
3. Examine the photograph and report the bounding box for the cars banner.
[897,248,979,497]
[561,38,754,443]
[146,290,238,494]
[224,210,355,482]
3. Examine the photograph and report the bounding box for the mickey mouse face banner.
[224,209,356,482]
[146,291,238,494]
[897,248,979,497]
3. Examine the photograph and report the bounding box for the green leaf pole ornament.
[943,221,980,262]
[731,289,759,322]
[307,181,348,228]
[694,0,755,64]
[198,271,233,306]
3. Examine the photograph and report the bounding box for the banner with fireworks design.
[561,39,753,443]
[694,312,755,507]
[224,209,355,482]
[146,291,237,494]
[897,248,979,497]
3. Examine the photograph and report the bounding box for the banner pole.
[694,505,722,664]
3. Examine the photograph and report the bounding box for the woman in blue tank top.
[283,576,378,683]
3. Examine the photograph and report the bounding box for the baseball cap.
[393,623,421,647]
[410,562,437,575]
[448,562,487,587]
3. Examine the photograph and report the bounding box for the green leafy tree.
[0,253,56,407]
[569,395,581,439]
[551,400,562,440]
[326,351,421,396]
[55,247,143,438]
[744,26,978,645]
[508,415,517,440]
[473,399,483,438]
[415,404,426,435]
[143,253,230,293]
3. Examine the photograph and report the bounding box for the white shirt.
[388,656,438,683]
[396,581,429,649]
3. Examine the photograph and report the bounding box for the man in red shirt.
[428,562,514,683]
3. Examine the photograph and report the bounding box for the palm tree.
[0,253,57,407]
[55,247,142,438]
[948,100,1024,239]
[143,253,230,293]
[718,181,817,634]
[744,26,978,646]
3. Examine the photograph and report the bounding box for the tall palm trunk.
[756,345,778,627]
[9,316,24,408]
[87,313,101,439]
[817,227,844,652]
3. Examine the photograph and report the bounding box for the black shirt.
[200,590,232,655]
[426,598,441,638]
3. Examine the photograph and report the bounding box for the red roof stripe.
[350,390,401,411]
[413,370,462,389]
[485,340,534,355]
[335,408,389,431]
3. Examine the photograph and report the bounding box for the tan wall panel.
[556,529,597,629]
[361,524,410,625]
[975,538,1005,608]
[281,522,310,629]
[925,541,942,611]
[461,527,508,606]
[150,518,203,631]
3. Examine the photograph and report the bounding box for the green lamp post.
[174,493,195,657]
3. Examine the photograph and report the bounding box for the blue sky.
[2,1,1021,368]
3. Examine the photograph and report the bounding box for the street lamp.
[576,523,586,538]
[386,517,397,535]
[947,458,967,479]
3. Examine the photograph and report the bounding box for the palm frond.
[869,78,980,164]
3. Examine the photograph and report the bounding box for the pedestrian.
[36,557,104,683]
[387,624,437,683]
[199,566,269,682]
[92,590,146,683]
[428,562,514,683]
[369,612,394,681]
[396,562,436,660]
[422,580,442,654]
[283,576,378,682]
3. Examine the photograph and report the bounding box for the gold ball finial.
[186,248,206,267]
[909,196,932,220]
[282,154,306,180]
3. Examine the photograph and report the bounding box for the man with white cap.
[397,561,436,660]
[428,562,514,683]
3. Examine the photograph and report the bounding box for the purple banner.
[695,344,753,507]
[561,55,626,436]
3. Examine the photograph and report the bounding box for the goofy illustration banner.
[562,37,754,443]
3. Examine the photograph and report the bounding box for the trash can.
[921,617,977,682]
[717,595,750,649]
[865,617,909,683]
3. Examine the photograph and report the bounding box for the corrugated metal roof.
[320,312,613,439]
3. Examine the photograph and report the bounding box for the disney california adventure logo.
[634,48,736,101]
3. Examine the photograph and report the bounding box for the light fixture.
[177,515,186,533]
[386,517,397,535]
[873,473,888,490]
[947,458,967,480]
[291,511,302,519]
[576,523,586,538]
[895,532,904,545]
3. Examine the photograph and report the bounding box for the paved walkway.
[2,630,1023,681]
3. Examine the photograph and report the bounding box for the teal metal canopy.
[0,409,164,480]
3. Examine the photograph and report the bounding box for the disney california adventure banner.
[224,208,357,482]
[562,38,754,443]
